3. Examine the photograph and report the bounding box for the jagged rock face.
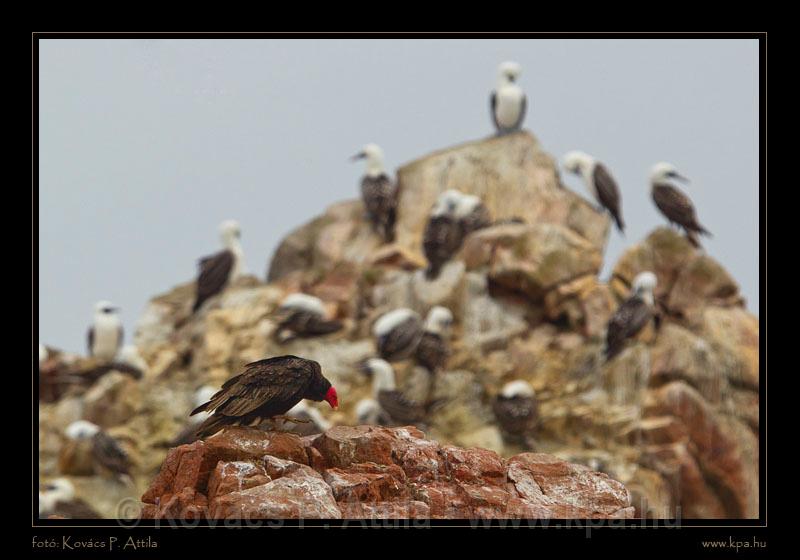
[140,426,633,519]
[38,132,759,519]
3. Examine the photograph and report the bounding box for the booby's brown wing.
[593,164,625,232]
[605,296,652,361]
[460,203,492,237]
[378,390,427,425]
[423,214,462,279]
[490,92,500,131]
[361,174,397,242]
[652,183,709,235]
[92,431,132,476]
[415,331,449,372]
[378,315,423,361]
[493,395,538,436]
[87,327,93,356]
[193,249,234,312]
[279,311,343,338]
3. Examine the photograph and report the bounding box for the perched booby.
[605,271,658,361]
[415,306,453,373]
[39,343,48,365]
[362,358,435,426]
[39,478,101,519]
[492,380,539,441]
[273,293,343,343]
[373,308,424,362]
[192,220,245,313]
[562,151,625,233]
[490,61,527,135]
[423,193,464,280]
[278,401,332,436]
[351,144,397,243]
[191,355,338,439]
[63,420,133,479]
[170,385,218,446]
[650,163,711,248]
[87,301,123,361]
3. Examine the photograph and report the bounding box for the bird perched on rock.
[81,344,147,384]
[373,308,424,362]
[362,358,437,426]
[423,192,465,280]
[453,191,493,237]
[605,271,658,361]
[87,301,123,361]
[415,306,453,373]
[562,151,625,233]
[272,293,343,343]
[190,355,338,439]
[650,163,711,248]
[351,143,397,243]
[192,220,246,313]
[493,380,539,446]
[170,385,219,446]
[61,420,133,480]
[39,478,101,519]
[490,61,527,135]
[354,397,390,426]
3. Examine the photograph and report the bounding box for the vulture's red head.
[324,386,339,410]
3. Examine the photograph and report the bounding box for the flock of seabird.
[39,61,714,517]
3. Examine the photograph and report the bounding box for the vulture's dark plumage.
[191,356,338,439]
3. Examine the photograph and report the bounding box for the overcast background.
[38,39,759,354]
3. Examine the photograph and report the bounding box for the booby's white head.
[219,220,242,248]
[39,478,76,513]
[279,293,326,316]
[650,162,689,185]
[497,61,522,85]
[363,358,397,395]
[65,420,100,441]
[562,150,595,176]
[632,271,657,305]
[351,143,386,177]
[93,300,119,318]
[454,193,483,217]
[424,306,454,335]
[39,343,48,364]
[373,308,418,338]
[431,189,463,217]
[500,379,535,399]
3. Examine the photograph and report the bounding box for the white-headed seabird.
[492,380,539,443]
[192,220,245,313]
[490,61,527,135]
[39,478,101,519]
[650,163,711,248]
[273,293,343,343]
[354,397,387,426]
[415,306,453,373]
[87,301,123,361]
[362,358,436,426]
[351,144,397,243]
[562,151,625,233]
[423,192,465,280]
[372,308,424,362]
[605,271,658,361]
[63,420,133,480]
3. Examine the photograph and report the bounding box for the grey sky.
[38,39,759,354]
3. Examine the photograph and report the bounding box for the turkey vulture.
[191,356,338,439]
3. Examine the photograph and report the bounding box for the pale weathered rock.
[82,372,141,428]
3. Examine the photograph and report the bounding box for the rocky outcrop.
[38,131,759,520]
[141,426,632,519]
